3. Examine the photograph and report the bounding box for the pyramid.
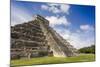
[11,15,77,59]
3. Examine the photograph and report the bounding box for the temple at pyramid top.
[33,14,49,25]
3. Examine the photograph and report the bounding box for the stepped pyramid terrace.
[11,15,78,59]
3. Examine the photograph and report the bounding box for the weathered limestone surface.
[11,15,77,59]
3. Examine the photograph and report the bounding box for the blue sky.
[11,0,95,49]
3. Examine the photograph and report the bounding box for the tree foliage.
[78,45,95,54]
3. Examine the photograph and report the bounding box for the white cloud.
[68,33,95,49]
[80,24,94,31]
[41,5,49,10]
[41,3,70,14]
[46,16,70,27]
[11,4,33,26]
[49,5,60,13]
[71,31,94,48]
[60,4,70,14]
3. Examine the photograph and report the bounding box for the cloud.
[41,5,49,10]
[45,16,70,27]
[11,4,33,26]
[80,24,94,31]
[60,4,70,14]
[41,3,70,14]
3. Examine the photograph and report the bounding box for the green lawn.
[11,54,95,67]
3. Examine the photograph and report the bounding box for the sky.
[11,0,95,49]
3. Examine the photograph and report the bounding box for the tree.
[78,45,95,54]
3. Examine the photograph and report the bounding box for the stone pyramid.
[11,15,77,59]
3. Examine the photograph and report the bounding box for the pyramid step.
[12,26,42,33]
[12,39,46,44]
[11,30,46,40]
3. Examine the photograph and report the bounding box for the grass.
[11,54,95,67]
